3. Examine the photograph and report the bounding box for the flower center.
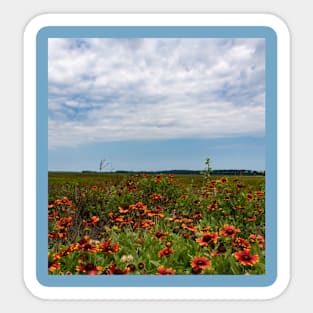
[218,246,226,253]
[242,255,251,260]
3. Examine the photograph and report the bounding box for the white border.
[23,13,290,300]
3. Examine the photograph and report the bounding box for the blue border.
[37,26,277,287]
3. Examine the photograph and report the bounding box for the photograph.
[47,36,266,277]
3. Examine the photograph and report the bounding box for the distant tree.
[99,159,110,173]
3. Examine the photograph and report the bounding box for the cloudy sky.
[48,37,265,172]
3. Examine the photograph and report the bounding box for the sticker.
[23,13,290,299]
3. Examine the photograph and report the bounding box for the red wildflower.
[155,175,162,183]
[56,216,72,230]
[127,185,137,192]
[256,235,265,249]
[220,224,240,237]
[90,216,99,225]
[109,264,129,275]
[129,202,147,212]
[246,193,254,200]
[158,247,174,257]
[193,212,203,219]
[151,193,161,200]
[147,206,164,218]
[191,257,211,270]
[200,226,211,232]
[232,237,251,251]
[249,234,265,249]
[99,239,120,254]
[181,223,197,232]
[119,206,129,213]
[157,266,176,275]
[220,177,227,183]
[153,230,168,240]
[48,261,60,272]
[167,177,174,185]
[247,216,257,222]
[255,191,265,198]
[234,250,259,266]
[207,200,219,211]
[196,232,219,247]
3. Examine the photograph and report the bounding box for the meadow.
[48,172,265,275]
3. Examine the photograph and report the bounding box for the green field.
[48,172,264,200]
[48,172,265,275]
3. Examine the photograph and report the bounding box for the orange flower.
[234,250,259,266]
[130,202,147,212]
[48,261,60,272]
[246,193,254,200]
[247,216,257,222]
[181,223,197,232]
[155,175,162,183]
[158,247,174,257]
[255,191,265,198]
[153,230,168,240]
[200,226,211,232]
[157,266,176,275]
[196,232,219,247]
[220,177,227,183]
[90,216,99,225]
[56,216,72,229]
[167,178,174,185]
[99,239,120,254]
[191,257,211,270]
[151,193,161,200]
[249,234,265,249]
[119,206,129,213]
[220,224,240,237]
[127,185,137,192]
[139,219,155,230]
[193,212,202,219]
[232,237,251,251]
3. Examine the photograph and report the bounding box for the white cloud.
[48,38,265,148]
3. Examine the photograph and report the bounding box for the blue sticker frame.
[37,26,277,287]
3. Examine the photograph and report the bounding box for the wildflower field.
[48,172,265,275]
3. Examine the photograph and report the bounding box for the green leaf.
[149,260,161,267]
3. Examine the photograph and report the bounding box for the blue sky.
[48,38,265,172]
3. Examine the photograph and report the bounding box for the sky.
[48,37,265,172]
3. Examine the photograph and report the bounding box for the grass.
[48,172,265,275]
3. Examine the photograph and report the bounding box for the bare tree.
[99,159,113,173]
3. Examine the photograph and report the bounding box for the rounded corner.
[261,13,291,40]
[263,272,291,300]
[23,273,49,300]
[23,13,52,40]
